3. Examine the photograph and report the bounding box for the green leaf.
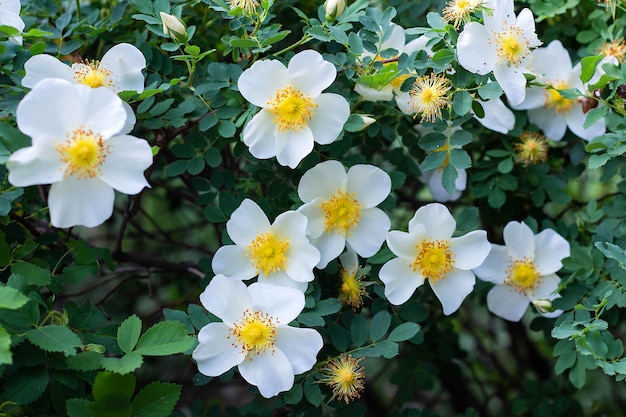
[588,154,610,170]
[583,105,609,129]
[93,372,136,402]
[66,398,92,417]
[477,83,503,100]
[117,315,142,354]
[450,129,473,147]
[343,114,365,132]
[453,91,473,116]
[455,207,479,232]
[350,315,369,347]
[580,55,604,84]
[25,325,82,357]
[89,395,133,417]
[12,262,51,286]
[218,120,236,138]
[131,382,182,417]
[0,285,29,309]
[67,351,105,371]
[421,151,448,171]
[449,148,472,169]
[426,11,446,29]
[378,340,399,358]
[314,298,342,316]
[134,321,196,356]
[283,383,303,405]
[388,322,420,342]
[569,355,587,388]
[303,377,322,407]
[0,231,10,266]
[370,310,391,342]
[0,325,11,365]
[101,352,144,375]
[0,367,49,404]
[418,132,447,151]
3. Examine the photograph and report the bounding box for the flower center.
[73,61,113,88]
[321,190,363,236]
[409,74,450,122]
[506,258,542,293]
[545,80,575,114]
[410,239,455,282]
[230,309,276,355]
[267,86,317,132]
[339,266,365,309]
[246,232,289,276]
[443,0,481,28]
[56,128,109,179]
[494,25,530,66]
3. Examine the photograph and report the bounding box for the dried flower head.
[597,39,626,63]
[409,73,451,122]
[320,354,366,404]
[230,0,259,15]
[443,0,482,29]
[338,264,367,310]
[515,132,548,166]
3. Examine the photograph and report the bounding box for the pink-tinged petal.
[528,108,567,141]
[308,93,350,145]
[193,323,244,376]
[243,109,279,159]
[22,54,75,88]
[473,244,508,284]
[474,98,515,134]
[275,326,323,374]
[239,348,294,398]
[274,127,314,169]
[510,86,546,111]
[212,245,256,281]
[248,283,305,323]
[297,200,326,238]
[530,273,561,301]
[310,232,345,269]
[99,135,152,194]
[298,160,347,203]
[532,40,571,78]
[565,106,605,141]
[238,59,289,107]
[75,85,127,138]
[457,23,496,75]
[494,65,528,106]
[451,230,491,270]
[533,228,570,275]
[379,257,424,306]
[48,177,114,228]
[354,83,394,102]
[430,268,476,315]
[99,43,146,93]
[502,221,535,260]
[227,199,271,246]
[284,241,320,283]
[387,229,422,260]
[7,144,64,186]
[486,284,530,322]
[288,50,336,97]
[199,275,251,325]
[409,203,455,239]
[516,8,541,48]
[347,208,390,257]
[347,164,391,208]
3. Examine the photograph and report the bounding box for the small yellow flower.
[515,132,548,166]
[597,39,626,63]
[338,265,367,309]
[320,354,365,404]
[409,73,451,122]
[443,0,482,29]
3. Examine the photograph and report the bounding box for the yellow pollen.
[409,73,451,122]
[410,239,455,282]
[545,81,575,114]
[443,0,481,28]
[506,258,542,294]
[320,354,365,404]
[338,266,366,309]
[494,25,530,66]
[321,190,363,236]
[515,132,548,166]
[230,309,276,355]
[246,232,289,276]
[598,39,626,62]
[73,61,113,88]
[267,86,317,132]
[56,128,109,179]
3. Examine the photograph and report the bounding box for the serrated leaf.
[453,91,472,116]
[588,154,610,169]
[101,352,144,375]
[89,395,133,417]
[378,340,399,358]
[421,151,448,171]
[449,148,472,169]
[477,83,503,100]
[388,322,420,342]
[303,377,322,406]
[66,398,92,417]
[25,325,81,357]
[350,315,369,347]
[0,325,11,365]
[580,55,604,84]
[0,367,49,404]
[67,351,105,371]
[131,382,182,417]
[0,286,29,309]
[314,298,342,316]
[12,262,51,286]
[118,315,142,354]
[441,163,459,195]
[134,321,196,356]
[370,311,391,342]
[93,372,136,402]
[283,383,303,405]
[583,105,609,129]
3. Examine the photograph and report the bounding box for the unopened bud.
[83,343,106,353]
[532,298,555,314]
[356,115,375,131]
[160,12,188,43]
[325,0,346,21]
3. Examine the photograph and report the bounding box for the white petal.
[248,283,305,323]
[531,273,561,301]
[339,247,358,272]
[288,50,336,97]
[532,40,571,78]
[257,273,309,292]
[473,244,508,284]
[381,23,406,53]
[502,221,535,260]
[565,106,605,141]
[310,232,345,269]
[297,200,326,239]
[7,144,64,186]
[457,23,496,75]
[76,85,127,138]
[346,164,391,208]
[528,108,567,141]
[243,109,278,159]
[120,101,137,134]
[510,86,546,110]
[239,349,294,398]
[284,241,320,283]
[212,245,257,280]
[430,268,476,315]
[347,208,390,257]
[227,199,271,246]
[494,65,528,106]
[516,8,541,48]
[22,54,75,88]
[298,160,347,203]
[486,0,515,27]
[308,93,350,145]
[533,229,570,275]
[274,127,314,169]
[395,90,413,115]
[451,230,491,270]
[275,326,323,374]
[379,257,424,305]
[48,178,114,228]
[1,0,21,14]
[354,83,394,102]
[99,135,152,194]
[486,284,530,322]
[0,10,23,44]
[199,275,251,325]
[403,36,430,55]
[386,229,421,260]
[473,98,515,134]
[238,59,289,107]
[99,43,146,93]
[409,203,455,239]
[193,323,244,376]
[273,210,308,239]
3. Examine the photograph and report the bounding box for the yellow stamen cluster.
[338,265,366,309]
[321,190,363,236]
[320,354,366,404]
[73,61,113,88]
[545,81,575,114]
[597,39,626,63]
[505,258,542,294]
[443,0,482,29]
[56,128,109,179]
[230,309,277,356]
[410,239,455,282]
[246,232,290,276]
[493,24,531,66]
[515,132,548,166]
[409,73,451,122]
[230,0,260,15]
[267,86,317,132]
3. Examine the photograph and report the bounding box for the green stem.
[273,34,313,57]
